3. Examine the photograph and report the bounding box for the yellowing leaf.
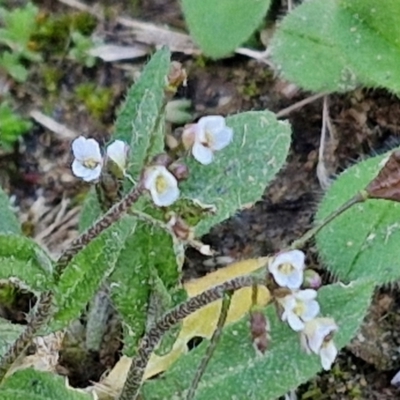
[94,257,270,399]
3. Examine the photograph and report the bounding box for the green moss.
[75,83,114,120]
[41,66,64,92]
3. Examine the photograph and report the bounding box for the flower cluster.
[269,250,338,370]
[71,115,233,207]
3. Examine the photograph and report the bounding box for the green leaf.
[0,318,24,358]
[271,0,400,93]
[0,234,53,292]
[316,150,400,284]
[270,0,358,93]
[50,216,135,331]
[113,48,170,185]
[180,111,291,235]
[0,369,91,400]
[110,220,179,356]
[0,187,21,234]
[181,0,272,58]
[142,279,374,399]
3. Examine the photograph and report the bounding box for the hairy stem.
[0,184,145,381]
[0,291,53,380]
[186,291,233,400]
[289,191,367,250]
[118,275,266,400]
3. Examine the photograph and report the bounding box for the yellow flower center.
[293,300,305,316]
[201,130,214,148]
[155,175,168,194]
[278,262,294,275]
[83,158,100,169]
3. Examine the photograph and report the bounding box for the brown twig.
[118,275,266,400]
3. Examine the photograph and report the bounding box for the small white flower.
[278,289,320,331]
[71,136,103,182]
[144,165,179,207]
[186,115,233,165]
[106,140,129,173]
[268,250,305,289]
[300,317,338,370]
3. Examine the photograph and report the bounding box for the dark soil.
[2,0,400,399]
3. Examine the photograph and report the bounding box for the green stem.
[186,291,233,400]
[290,190,368,250]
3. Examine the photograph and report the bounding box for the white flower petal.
[192,141,214,165]
[296,289,317,301]
[198,115,226,132]
[106,140,128,170]
[303,318,337,354]
[269,250,306,274]
[301,300,320,321]
[84,138,102,162]
[211,126,233,151]
[391,370,400,387]
[287,312,305,331]
[285,269,304,289]
[72,160,101,182]
[144,166,180,207]
[82,165,102,182]
[320,341,337,370]
[72,136,87,159]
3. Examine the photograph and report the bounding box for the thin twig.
[276,92,327,119]
[118,275,266,400]
[186,291,233,400]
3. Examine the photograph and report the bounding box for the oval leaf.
[0,187,20,235]
[316,151,400,284]
[181,111,291,235]
[181,0,272,58]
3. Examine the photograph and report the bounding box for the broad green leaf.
[270,0,358,92]
[113,48,170,185]
[78,188,102,232]
[181,0,272,58]
[110,220,179,356]
[0,234,52,292]
[50,216,135,331]
[0,187,20,234]
[181,111,291,235]
[271,0,400,93]
[0,318,24,358]
[142,279,374,399]
[0,369,91,400]
[316,151,400,284]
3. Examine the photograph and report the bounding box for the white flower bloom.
[268,250,305,289]
[71,136,103,182]
[278,289,320,331]
[144,165,179,207]
[106,140,129,174]
[191,115,233,165]
[300,317,338,370]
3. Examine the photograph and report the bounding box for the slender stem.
[0,183,145,381]
[54,183,144,280]
[186,291,233,400]
[289,191,368,250]
[118,275,266,400]
[0,291,53,380]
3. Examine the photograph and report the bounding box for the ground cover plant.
[1,0,400,399]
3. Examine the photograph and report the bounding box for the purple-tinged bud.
[303,269,322,289]
[169,162,189,182]
[151,153,173,167]
[250,309,270,354]
[167,214,193,241]
[167,61,187,90]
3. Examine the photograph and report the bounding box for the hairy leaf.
[113,48,170,185]
[0,187,21,234]
[181,0,272,58]
[142,279,374,399]
[0,369,91,400]
[110,220,179,356]
[0,234,53,292]
[181,111,291,235]
[51,216,135,331]
[316,151,400,284]
[0,318,24,358]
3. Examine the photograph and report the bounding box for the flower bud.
[167,215,193,241]
[303,269,322,289]
[151,153,173,167]
[169,162,189,182]
[250,309,269,354]
[167,61,187,90]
